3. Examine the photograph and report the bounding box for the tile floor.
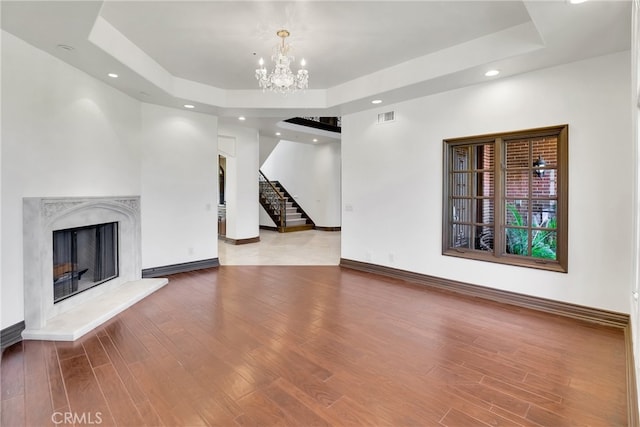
[218,229,341,265]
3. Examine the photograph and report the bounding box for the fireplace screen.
[52,222,119,303]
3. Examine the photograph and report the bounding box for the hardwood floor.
[1,266,627,426]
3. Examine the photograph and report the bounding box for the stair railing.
[259,170,286,228]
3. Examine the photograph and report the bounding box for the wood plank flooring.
[1,266,627,426]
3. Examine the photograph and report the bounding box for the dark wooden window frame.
[442,125,568,272]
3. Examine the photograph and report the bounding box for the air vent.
[377,111,395,123]
[56,44,75,52]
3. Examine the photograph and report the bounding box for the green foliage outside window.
[505,203,557,260]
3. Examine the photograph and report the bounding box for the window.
[443,125,568,272]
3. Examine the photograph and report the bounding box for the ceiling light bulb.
[300,58,306,67]
[313,138,318,142]
[484,69,500,77]
[371,99,382,104]
[258,58,264,66]
[238,116,246,121]
[107,73,118,78]
[184,104,195,109]
[569,0,587,3]
[275,132,281,136]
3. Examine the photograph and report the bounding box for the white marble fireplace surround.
[22,196,167,341]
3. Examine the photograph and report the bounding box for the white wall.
[342,51,632,314]
[261,140,341,227]
[140,103,218,268]
[1,31,142,328]
[631,0,640,411]
[259,135,279,166]
[259,205,277,227]
[257,135,280,227]
[219,124,259,240]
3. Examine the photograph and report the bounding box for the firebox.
[53,222,119,303]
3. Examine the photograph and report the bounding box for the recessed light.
[275,132,281,136]
[313,138,318,142]
[238,116,246,121]
[107,73,118,78]
[371,99,383,104]
[484,69,500,77]
[184,104,195,109]
[569,0,587,3]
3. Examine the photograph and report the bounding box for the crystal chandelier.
[255,29,309,94]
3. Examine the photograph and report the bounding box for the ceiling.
[0,1,632,143]
[99,1,532,90]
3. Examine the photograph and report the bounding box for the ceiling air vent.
[377,111,395,124]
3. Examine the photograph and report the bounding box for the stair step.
[286,213,302,220]
[280,224,314,233]
[287,218,307,226]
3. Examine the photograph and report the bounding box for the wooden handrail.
[259,170,283,196]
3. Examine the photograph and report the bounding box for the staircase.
[259,171,314,232]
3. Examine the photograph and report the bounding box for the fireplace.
[53,222,119,303]
[22,196,167,341]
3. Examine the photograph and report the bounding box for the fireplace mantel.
[22,196,167,341]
